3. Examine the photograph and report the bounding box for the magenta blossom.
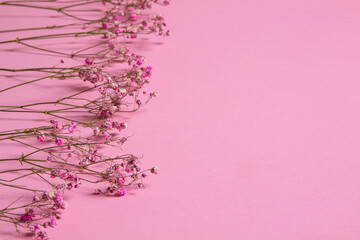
[68,122,78,133]
[116,188,126,197]
[55,138,63,146]
[36,132,45,142]
[130,13,137,20]
[20,209,35,222]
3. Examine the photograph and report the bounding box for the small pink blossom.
[116,187,126,197]
[46,156,53,163]
[68,122,77,133]
[48,217,57,228]
[85,58,93,65]
[20,209,35,222]
[33,195,40,202]
[51,120,65,131]
[30,224,40,233]
[104,132,110,141]
[55,138,63,146]
[130,13,137,21]
[36,132,45,142]
[54,196,63,204]
[35,230,48,240]
[150,166,160,174]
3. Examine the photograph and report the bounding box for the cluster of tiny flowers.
[94,158,160,196]
[35,121,77,147]
[100,0,170,39]
[92,118,127,142]
[32,191,68,211]
[0,0,169,239]
[29,215,59,240]
[76,54,156,117]
[20,209,35,222]
[102,14,170,39]
[50,170,81,190]
[16,191,66,239]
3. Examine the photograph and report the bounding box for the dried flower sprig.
[0,0,170,238]
[0,118,160,239]
[0,56,157,120]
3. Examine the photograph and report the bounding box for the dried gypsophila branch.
[0,56,158,120]
[0,1,169,239]
[0,118,160,239]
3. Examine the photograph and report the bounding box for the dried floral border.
[0,1,170,239]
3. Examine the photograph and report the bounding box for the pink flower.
[130,13,137,21]
[104,119,113,129]
[68,122,77,133]
[46,156,53,163]
[59,201,68,209]
[58,170,66,178]
[36,132,45,142]
[120,122,127,129]
[93,127,100,136]
[55,138,63,146]
[116,188,126,197]
[104,132,110,141]
[35,230,48,240]
[51,120,64,131]
[48,217,57,228]
[20,209,35,222]
[125,165,132,173]
[85,58,93,65]
[54,196,62,204]
[116,178,125,186]
[150,166,160,174]
[33,195,40,202]
[29,224,40,233]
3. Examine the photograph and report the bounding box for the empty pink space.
[1,0,360,239]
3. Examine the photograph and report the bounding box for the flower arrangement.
[0,0,169,239]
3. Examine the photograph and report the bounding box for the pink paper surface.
[1,0,360,239]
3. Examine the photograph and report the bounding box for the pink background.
[2,0,360,239]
